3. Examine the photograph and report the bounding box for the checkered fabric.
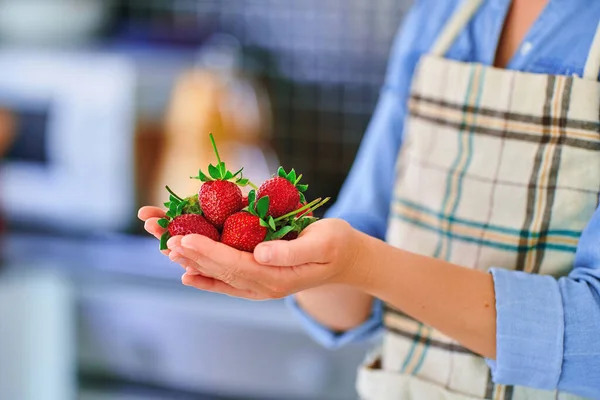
[357,55,600,400]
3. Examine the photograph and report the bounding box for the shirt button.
[521,42,533,56]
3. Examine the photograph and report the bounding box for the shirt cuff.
[285,295,383,350]
[486,268,564,390]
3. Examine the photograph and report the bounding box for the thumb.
[254,233,328,266]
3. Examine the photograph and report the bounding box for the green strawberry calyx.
[243,189,289,241]
[157,186,202,250]
[261,196,331,241]
[190,133,258,190]
[276,166,309,202]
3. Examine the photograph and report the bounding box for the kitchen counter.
[2,232,373,400]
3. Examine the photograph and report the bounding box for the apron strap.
[583,20,600,81]
[430,0,484,57]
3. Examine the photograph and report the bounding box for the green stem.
[165,185,184,202]
[274,197,322,222]
[248,181,260,191]
[298,197,330,218]
[209,133,222,165]
[232,167,244,178]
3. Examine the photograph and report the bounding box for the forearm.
[295,285,374,332]
[353,232,497,359]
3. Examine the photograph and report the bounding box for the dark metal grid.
[116,0,411,211]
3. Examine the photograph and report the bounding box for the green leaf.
[296,216,318,231]
[277,166,286,178]
[208,164,221,180]
[259,219,270,228]
[296,184,308,192]
[160,232,170,250]
[287,168,297,183]
[223,170,234,180]
[176,201,186,215]
[299,192,306,203]
[163,201,171,208]
[271,225,294,240]
[199,170,211,181]
[256,196,270,219]
[157,218,169,228]
[248,190,256,208]
[169,195,179,203]
[237,178,249,186]
[267,216,276,231]
[165,209,176,219]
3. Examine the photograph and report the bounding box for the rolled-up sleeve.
[487,206,600,399]
[286,296,384,350]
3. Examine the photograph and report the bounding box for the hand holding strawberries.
[138,133,360,298]
[166,218,368,300]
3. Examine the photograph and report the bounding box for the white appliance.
[0,50,136,232]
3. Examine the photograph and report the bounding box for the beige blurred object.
[150,65,276,206]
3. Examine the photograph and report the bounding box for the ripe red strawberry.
[199,180,242,228]
[158,186,217,250]
[241,195,249,208]
[190,133,253,229]
[258,167,308,217]
[221,212,267,252]
[168,214,220,241]
[282,231,298,241]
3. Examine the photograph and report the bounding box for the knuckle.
[281,246,297,265]
[217,269,235,285]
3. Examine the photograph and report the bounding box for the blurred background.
[0,0,411,399]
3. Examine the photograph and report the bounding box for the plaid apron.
[357,1,600,399]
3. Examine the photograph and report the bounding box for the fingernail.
[167,237,180,248]
[255,245,272,263]
[181,273,190,285]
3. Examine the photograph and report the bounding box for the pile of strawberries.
[157,134,329,252]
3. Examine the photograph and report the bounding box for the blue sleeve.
[487,206,600,399]
[286,296,384,350]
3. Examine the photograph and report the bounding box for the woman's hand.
[167,218,370,300]
[138,206,218,279]
[138,206,171,255]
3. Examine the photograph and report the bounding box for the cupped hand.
[167,218,368,300]
[138,206,171,255]
[138,206,216,281]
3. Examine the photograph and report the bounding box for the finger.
[144,218,166,239]
[186,267,205,276]
[170,245,250,288]
[138,206,166,221]
[174,235,299,293]
[169,251,211,275]
[180,234,252,268]
[253,232,328,266]
[181,273,258,299]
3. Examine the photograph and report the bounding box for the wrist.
[348,232,408,298]
[338,229,389,292]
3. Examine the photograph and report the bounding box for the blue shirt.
[286,0,600,398]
